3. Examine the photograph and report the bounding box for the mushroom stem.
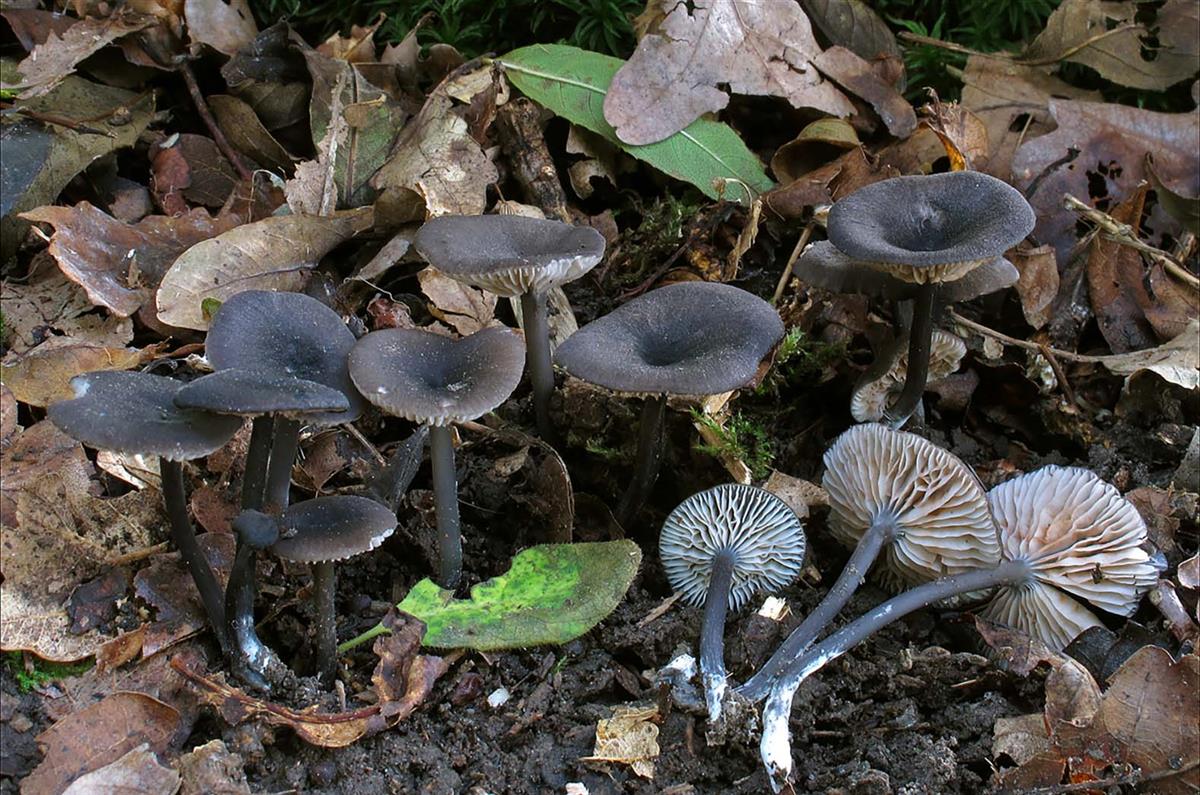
[519,291,556,442]
[161,459,229,654]
[429,424,463,589]
[265,417,302,512]
[700,549,737,722]
[759,558,1031,793]
[615,393,666,529]
[226,539,269,690]
[738,514,897,702]
[313,560,338,684]
[883,282,936,427]
[241,415,275,511]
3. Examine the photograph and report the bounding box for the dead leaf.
[1,268,135,357]
[1096,319,1199,390]
[135,533,235,638]
[603,0,853,145]
[799,0,900,64]
[1,8,78,52]
[176,739,251,795]
[1012,99,1199,262]
[1086,188,1159,353]
[11,10,155,98]
[1010,244,1058,329]
[417,267,497,335]
[763,470,828,520]
[61,743,180,795]
[67,568,130,635]
[0,417,90,529]
[993,712,1051,766]
[1,342,165,407]
[813,45,917,138]
[185,0,257,56]
[155,208,372,330]
[368,609,449,731]
[918,99,988,171]
[95,627,147,673]
[769,118,861,185]
[1025,0,1199,92]
[0,383,18,443]
[208,94,294,173]
[21,203,239,317]
[1180,554,1200,591]
[582,704,660,779]
[316,21,379,63]
[97,450,161,490]
[371,91,498,220]
[22,692,181,795]
[155,135,240,209]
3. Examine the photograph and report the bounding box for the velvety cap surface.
[271,495,397,563]
[414,214,606,297]
[938,256,1019,302]
[174,368,351,416]
[822,423,1000,589]
[794,241,910,299]
[827,172,1035,269]
[348,327,525,425]
[660,484,806,610]
[554,282,785,396]
[48,370,242,461]
[204,290,363,425]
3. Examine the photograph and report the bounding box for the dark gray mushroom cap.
[174,368,351,417]
[827,172,1035,278]
[205,290,363,425]
[660,484,807,610]
[939,256,1019,302]
[348,327,525,426]
[48,370,242,461]
[413,214,606,297]
[554,282,785,396]
[271,495,397,563]
[232,510,281,550]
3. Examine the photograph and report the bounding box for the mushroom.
[757,464,1158,792]
[796,172,1033,425]
[738,423,999,703]
[225,509,280,687]
[660,484,806,722]
[850,330,966,423]
[48,370,242,653]
[555,282,784,528]
[413,214,606,441]
[270,495,397,683]
[348,326,525,588]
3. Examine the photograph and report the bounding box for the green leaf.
[497,44,774,203]
[398,541,641,650]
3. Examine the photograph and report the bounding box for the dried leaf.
[813,45,917,138]
[1085,189,1158,353]
[176,739,251,795]
[67,568,130,635]
[61,743,180,795]
[1013,99,1199,262]
[1180,554,1200,591]
[185,0,257,57]
[769,118,861,184]
[368,610,448,729]
[371,91,498,220]
[1025,0,1199,92]
[155,208,372,330]
[0,270,133,357]
[799,0,900,63]
[603,0,853,145]
[1,342,165,407]
[22,693,181,795]
[417,267,497,336]
[993,712,1051,766]
[919,100,988,171]
[208,94,294,173]
[10,11,155,98]
[155,135,239,209]
[21,203,239,317]
[1097,319,1200,390]
[1010,245,1058,329]
[763,470,827,520]
[582,704,660,779]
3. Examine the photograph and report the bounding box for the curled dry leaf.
[20,202,239,317]
[1,270,133,356]
[603,0,853,145]
[1097,319,1199,391]
[1179,554,1200,591]
[184,0,258,57]
[812,45,917,138]
[22,692,181,795]
[417,267,498,336]
[581,704,661,779]
[1,341,167,407]
[156,207,373,330]
[11,10,155,98]
[176,739,252,795]
[763,470,828,521]
[154,135,240,210]
[368,610,450,732]
[799,0,900,64]
[60,743,180,795]
[1009,245,1058,329]
[208,94,294,174]
[770,117,861,184]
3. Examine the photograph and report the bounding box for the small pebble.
[487,687,510,708]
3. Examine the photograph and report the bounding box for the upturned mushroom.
[758,464,1158,792]
[660,484,806,722]
[850,330,966,423]
[413,214,606,441]
[48,370,242,653]
[738,423,999,702]
[796,172,1033,425]
[271,495,397,683]
[348,326,525,588]
[555,282,784,528]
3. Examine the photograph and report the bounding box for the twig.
[897,32,999,59]
[3,104,113,137]
[1018,24,1140,66]
[772,222,814,305]
[105,542,170,567]
[1149,579,1200,645]
[1037,343,1079,407]
[179,61,253,182]
[949,311,1109,364]
[1012,759,1200,794]
[1063,193,1200,291]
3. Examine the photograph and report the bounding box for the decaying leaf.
[60,743,180,795]
[603,0,853,146]
[156,208,372,330]
[812,45,916,138]
[1009,244,1059,329]
[1024,0,1199,92]
[367,610,450,732]
[417,267,497,336]
[799,0,900,64]
[763,470,828,520]
[1,342,166,407]
[371,91,498,220]
[208,94,294,173]
[10,10,155,98]
[582,704,661,779]
[185,0,258,57]
[992,712,1051,767]
[135,533,234,655]
[1097,319,1200,390]
[1085,189,1158,353]
[0,270,133,357]
[22,693,181,795]
[154,135,240,209]
[176,740,251,795]
[1012,99,1199,261]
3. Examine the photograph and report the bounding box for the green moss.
[692,409,776,481]
[756,327,845,398]
[3,652,93,693]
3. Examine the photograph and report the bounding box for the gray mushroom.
[49,371,242,656]
[796,172,1033,425]
[555,281,784,528]
[271,496,397,683]
[413,214,606,441]
[348,326,525,588]
[660,484,806,722]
